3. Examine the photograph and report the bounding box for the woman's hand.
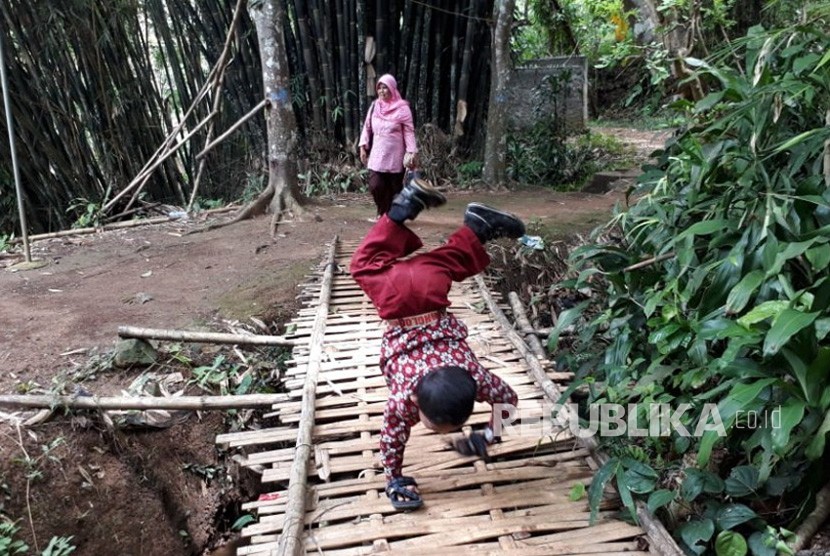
[403,152,418,169]
[360,146,368,165]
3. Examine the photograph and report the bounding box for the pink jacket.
[359,103,418,173]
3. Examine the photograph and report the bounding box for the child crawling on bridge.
[349,178,524,511]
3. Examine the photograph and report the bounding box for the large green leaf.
[737,300,787,328]
[678,518,715,556]
[805,244,830,271]
[698,379,776,466]
[716,504,758,530]
[726,270,765,314]
[765,239,817,277]
[806,409,830,460]
[724,466,760,497]
[647,489,675,513]
[588,458,619,524]
[547,300,590,353]
[715,530,748,556]
[773,128,827,153]
[621,458,658,494]
[676,219,730,242]
[763,308,819,356]
[771,399,806,454]
[682,468,725,502]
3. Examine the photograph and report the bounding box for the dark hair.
[416,366,476,427]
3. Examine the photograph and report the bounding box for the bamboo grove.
[0,0,498,234]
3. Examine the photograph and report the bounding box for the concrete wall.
[507,56,588,131]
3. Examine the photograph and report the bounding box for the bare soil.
[0,184,630,555]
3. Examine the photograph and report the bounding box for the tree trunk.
[454,0,478,139]
[482,0,514,185]
[624,0,704,101]
[249,0,304,236]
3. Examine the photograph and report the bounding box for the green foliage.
[189,355,241,394]
[457,160,483,185]
[512,3,554,63]
[299,165,367,197]
[193,198,226,211]
[182,463,223,483]
[0,234,13,254]
[185,347,285,397]
[41,536,76,556]
[231,514,256,531]
[241,172,266,204]
[66,198,103,229]
[13,437,66,483]
[551,16,830,553]
[0,520,28,555]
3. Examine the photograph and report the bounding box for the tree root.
[791,482,830,552]
[187,184,275,235]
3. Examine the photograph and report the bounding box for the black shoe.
[464,203,525,243]
[388,178,446,222]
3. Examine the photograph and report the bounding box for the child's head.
[415,366,476,434]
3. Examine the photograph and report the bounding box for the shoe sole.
[466,203,525,238]
[408,179,446,208]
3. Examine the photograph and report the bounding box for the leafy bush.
[551,15,830,554]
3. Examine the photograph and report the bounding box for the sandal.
[386,476,423,510]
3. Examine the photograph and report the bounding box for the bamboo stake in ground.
[0,393,290,411]
[118,325,298,347]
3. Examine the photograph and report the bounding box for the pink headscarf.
[375,74,410,123]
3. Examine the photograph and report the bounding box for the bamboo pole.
[276,237,338,556]
[102,111,217,213]
[0,31,31,263]
[0,393,290,411]
[195,98,268,161]
[508,292,547,359]
[475,276,684,556]
[186,0,249,211]
[118,325,298,347]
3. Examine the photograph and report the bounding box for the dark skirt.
[368,170,405,215]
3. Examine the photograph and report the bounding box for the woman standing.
[359,74,419,216]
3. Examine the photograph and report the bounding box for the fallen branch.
[0,393,290,411]
[791,482,830,552]
[8,206,237,245]
[118,325,298,347]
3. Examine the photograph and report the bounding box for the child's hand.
[451,427,498,460]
